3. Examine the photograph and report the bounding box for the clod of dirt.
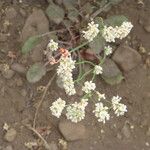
[112,45,142,72]
[4,128,17,142]
[121,123,131,139]
[101,59,123,85]
[59,120,87,141]
[48,141,58,150]
[11,63,27,74]
[21,9,49,42]
[144,25,150,33]
[0,33,7,42]
[2,69,15,79]
[5,7,17,20]
[3,145,13,150]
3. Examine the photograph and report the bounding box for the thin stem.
[38,29,66,38]
[76,60,95,66]
[70,41,89,53]
[75,68,93,83]
[91,3,111,18]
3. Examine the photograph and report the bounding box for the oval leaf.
[46,4,65,24]
[26,63,46,83]
[105,15,128,27]
[22,36,41,54]
[89,34,106,54]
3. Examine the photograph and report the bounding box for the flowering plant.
[46,20,131,123]
[22,1,133,124]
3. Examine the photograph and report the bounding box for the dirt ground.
[0,0,150,150]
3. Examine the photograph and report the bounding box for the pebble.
[20,89,27,97]
[2,69,15,79]
[144,25,150,33]
[4,128,17,142]
[121,123,131,139]
[112,45,142,72]
[11,63,26,74]
[59,120,86,141]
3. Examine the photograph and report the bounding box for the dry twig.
[24,124,51,150]
[33,73,56,128]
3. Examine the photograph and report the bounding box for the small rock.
[2,69,15,79]
[101,59,123,85]
[11,63,27,74]
[21,9,49,42]
[112,45,142,72]
[20,89,27,97]
[59,120,86,141]
[3,145,13,150]
[121,123,131,139]
[117,133,122,140]
[4,128,17,142]
[144,25,150,33]
[0,33,7,42]
[49,142,58,150]
[11,63,26,74]
[5,7,17,20]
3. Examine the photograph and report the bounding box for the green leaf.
[46,4,65,24]
[109,0,123,5]
[89,34,106,54]
[105,15,128,27]
[101,59,123,85]
[102,73,124,85]
[68,9,79,22]
[82,2,94,15]
[22,36,41,54]
[26,63,46,83]
[63,0,77,10]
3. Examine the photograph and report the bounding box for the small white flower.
[57,56,76,96]
[94,65,103,75]
[96,91,106,101]
[103,26,117,42]
[111,96,127,116]
[102,21,133,43]
[47,39,58,51]
[82,81,96,94]
[83,21,100,42]
[50,98,66,118]
[104,45,112,56]
[66,100,88,123]
[93,102,110,123]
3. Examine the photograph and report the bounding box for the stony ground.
[0,0,150,150]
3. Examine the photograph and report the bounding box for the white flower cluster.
[96,91,106,101]
[94,65,103,75]
[66,99,88,123]
[47,39,58,51]
[57,55,76,95]
[82,81,96,94]
[104,45,112,56]
[103,21,133,42]
[112,96,127,116]
[83,21,100,42]
[50,98,66,118]
[93,102,110,123]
